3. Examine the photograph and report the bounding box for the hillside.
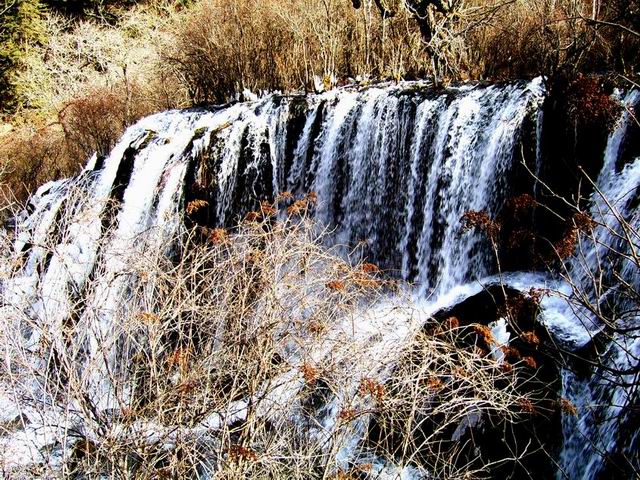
[1,0,639,203]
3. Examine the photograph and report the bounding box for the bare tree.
[352,0,463,41]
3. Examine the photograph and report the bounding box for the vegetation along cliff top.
[1,0,638,201]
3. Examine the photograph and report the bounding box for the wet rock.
[367,284,563,479]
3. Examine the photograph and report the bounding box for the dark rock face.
[423,285,561,479]
[493,76,626,274]
[528,76,614,246]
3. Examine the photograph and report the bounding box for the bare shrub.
[162,0,427,104]
[57,85,154,159]
[2,5,186,204]
[57,87,126,159]
[474,0,639,79]
[0,124,72,204]
[0,84,154,205]
[18,7,184,114]
[0,196,542,478]
[164,0,298,103]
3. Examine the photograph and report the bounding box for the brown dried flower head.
[287,199,309,216]
[518,398,535,413]
[326,280,346,291]
[426,376,444,391]
[360,262,380,274]
[500,345,521,360]
[339,407,358,422]
[573,211,596,232]
[260,200,277,217]
[186,199,209,215]
[558,397,578,416]
[209,228,228,244]
[301,363,319,386]
[472,324,495,345]
[521,356,538,369]
[359,377,385,402]
[245,210,262,222]
[461,210,501,240]
[443,316,460,330]
[276,191,294,201]
[521,331,540,346]
[227,444,258,463]
[136,311,160,324]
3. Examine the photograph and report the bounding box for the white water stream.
[1,80,638,479]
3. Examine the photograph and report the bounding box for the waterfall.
[554,90,640,479]
[284,80,545,294]
[1,78,638,478]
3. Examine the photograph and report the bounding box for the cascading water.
[286,80,544,294]
[554,90,640,479]
[1,78,638,478]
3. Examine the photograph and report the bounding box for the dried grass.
[0,195,543,479]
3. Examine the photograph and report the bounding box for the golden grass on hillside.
[162,0,425,104]
[1,0,637,203]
